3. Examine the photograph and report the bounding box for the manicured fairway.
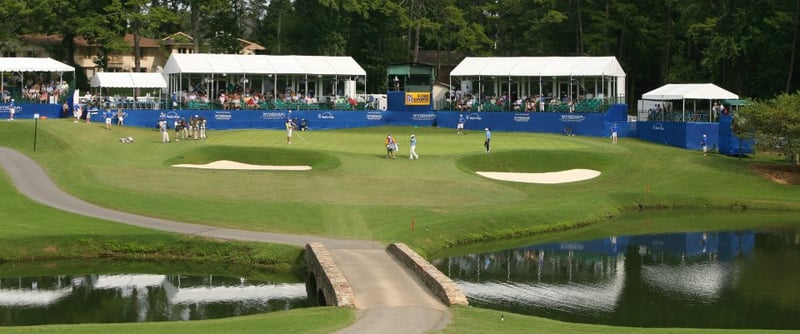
[2,119,798,257]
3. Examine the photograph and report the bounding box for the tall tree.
[106,0,178,71]
[0,0,33,55]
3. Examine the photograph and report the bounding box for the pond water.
[433,228,800,329]
[0,274,308,326]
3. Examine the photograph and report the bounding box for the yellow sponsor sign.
[405,92,431,106]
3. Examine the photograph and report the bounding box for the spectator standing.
[611,123,618,144]
[104,109,113,130]
[174,118,183,141]
[116,107,124,126]
[285,117,294,144]
[159,118,170,143]
[484,128,491,153]
[7,99,15,121]
[409,134,419,160]
[701,133,708,156]
[457,114,465,135]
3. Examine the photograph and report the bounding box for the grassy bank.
[3,120,798,259]
[0,160,302,272]
[437,306,792,334]
[0,307,353,334]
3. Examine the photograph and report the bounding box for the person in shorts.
[104,109,113,130]
[457,114,465,135]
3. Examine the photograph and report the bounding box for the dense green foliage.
[3,0,799,100]
[738,91,800,164]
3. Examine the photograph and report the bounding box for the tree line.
[2,0,799,102]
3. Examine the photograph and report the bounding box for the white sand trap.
[173,160,311,171]
[477,169,601,184]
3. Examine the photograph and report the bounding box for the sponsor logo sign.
[513,113,530,123]
[411,113,436,121]
[405,92,431,106]
[214,111,232,120]
[652,123,665,131]
[261,111,287,120]
[366,111,383,121]
[560,114,585,123]
[317,112,335,120]
[467,113,482,121]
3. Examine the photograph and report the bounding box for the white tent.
[641,83,738,100]
[450,56,625,78]
[641,83,739,122]
[163,54,365,76]
[1,57,74,103]
[163,54,366,101]
[0,57,74,73]
[91,72,167,88]
[449,56,626,107]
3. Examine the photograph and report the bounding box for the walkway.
[0,147,450,334]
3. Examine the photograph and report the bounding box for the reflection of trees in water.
[434,228,800,329]
[0,274,308,326]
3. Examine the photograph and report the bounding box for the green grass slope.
[2,119,798,257]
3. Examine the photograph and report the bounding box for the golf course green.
[0,119,798,333]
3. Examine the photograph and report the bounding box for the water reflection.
[434,229,800,329]
[0,274,308,326]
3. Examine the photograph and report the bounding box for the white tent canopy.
[0,57,74,73]
[448,56,626,108]
[640,83,739,122]
[450,56,625,78]
[164,54,367,103]
[641,83,738,100]
[163,54,366,76]
[91,72,167,88]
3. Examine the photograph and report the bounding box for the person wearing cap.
[701,133,708,156]
[484,128,491,153]
[7,99,15,121]
[285,116,295,144]
[457,114,465,135]
[199,116,207,139]
[191,115,200,139]
[158,117,170,143]
[409,134,419,160]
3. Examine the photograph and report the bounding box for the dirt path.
[0,147,450,333]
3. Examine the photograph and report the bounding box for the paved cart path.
[0,147,450,334]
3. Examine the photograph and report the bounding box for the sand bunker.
[476,169,601,184]
[173,160,311,171]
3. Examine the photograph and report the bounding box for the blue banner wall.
[718,115,753,155]
[1,103,62,120]
[92,109,441,130]
[637,121,719,150]
[436,111,614,136]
